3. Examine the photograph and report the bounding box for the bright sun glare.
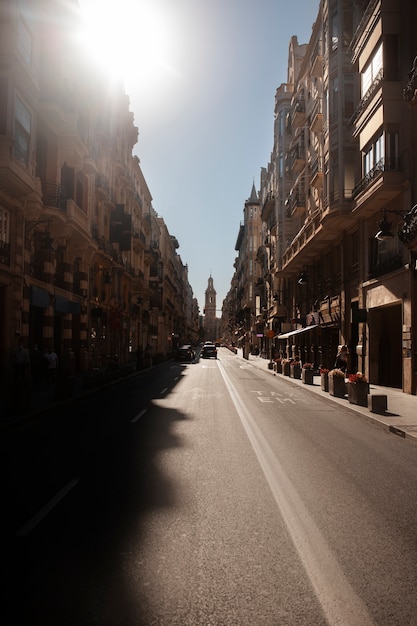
[78,0,177,91]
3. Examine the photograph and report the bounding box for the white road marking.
[16,478,79,537]
[218,360,375,626]
[160,387,168,395]
[131,408,147,423]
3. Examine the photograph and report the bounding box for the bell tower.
[204,275,217,342]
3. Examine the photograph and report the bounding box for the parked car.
[201,343,217,359]
[175,345,195,362]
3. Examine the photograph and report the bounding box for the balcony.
[310,39,323,77]
[352,157,402,208]
[133,229,146,253]
[349,0,380,64]
[256,245,267,262]
[0,239,10,266]
[0,136,38,199]
[310,99,323,133]
[95,174,114,202]
[261,191,275,221]
[287,193,306,217]
[144,240,160,265]
[289,145,306,174]
[41,181,69,212]
[351,68,383,126]
[291,99,306,128]
[310,158,323,188]
[369,253,403,279]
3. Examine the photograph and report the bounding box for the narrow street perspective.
[3,348,417,625]
[2,1,417,625]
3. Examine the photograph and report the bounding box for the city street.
[3,348,417,625]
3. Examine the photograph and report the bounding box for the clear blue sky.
[78,0,320,313]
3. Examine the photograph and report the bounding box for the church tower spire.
[204,274,218,342]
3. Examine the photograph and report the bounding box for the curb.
[236,354,417,444]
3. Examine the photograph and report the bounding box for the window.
[386,127,399,170]
[279,153,284,178]
[14,96,31,166]
[278,110,285,138]
[331,11,338,50]
[362,43,383,97]
[0,208,10,265]
[0,208,9,242]
[363,132,384,176]
[330,77,339,123]
[18,18,32,65]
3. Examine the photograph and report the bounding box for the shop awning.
[275,325,318,340]
[30,286,50,308]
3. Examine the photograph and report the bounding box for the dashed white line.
[160,387,168,395]
[131,408,147,423]
[16,478,79,537]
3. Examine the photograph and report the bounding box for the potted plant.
[347,372,369,406]
[290,357,301,379]
[301,363,314,384]
[320,368,330,392]
[274,358,282,374]
[328,368,346,397]
[282,358,291,376]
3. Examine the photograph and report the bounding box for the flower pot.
[347,381,369,406]
[283,362,291,376]
[290,363,301,379]
[320,372,329,392]
[329,375,346,397]
[302,369,314,385]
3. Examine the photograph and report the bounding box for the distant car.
[201,343,217,359]
[175,345,194,362]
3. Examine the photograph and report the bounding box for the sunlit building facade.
[226,0,417,394]
[0,0,198,388]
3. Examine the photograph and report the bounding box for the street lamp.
[375,208,407,241]
[298,271,308,285]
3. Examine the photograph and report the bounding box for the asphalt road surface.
[3,347,417,625]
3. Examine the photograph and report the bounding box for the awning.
[30,286,50,308]
[55,295,81,314]
[275,325,318,340]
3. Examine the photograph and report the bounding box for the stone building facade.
[224,0,417,394]
[0,0,198,386]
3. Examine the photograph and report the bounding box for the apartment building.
[0,0,198,387]
[229,184,263,357]
[225,0,417,394]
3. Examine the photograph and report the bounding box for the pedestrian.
[334,344,349,373]
[44,346,59,385]
[30,344,43,385]
[12,340,30,385]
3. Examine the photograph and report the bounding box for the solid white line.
[131,408,147,423]
[217,361,376,626]
[16,478,79,538]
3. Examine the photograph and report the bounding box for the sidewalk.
[2,354,417,442]
[0,368,138,431]
[237,350,417,443]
